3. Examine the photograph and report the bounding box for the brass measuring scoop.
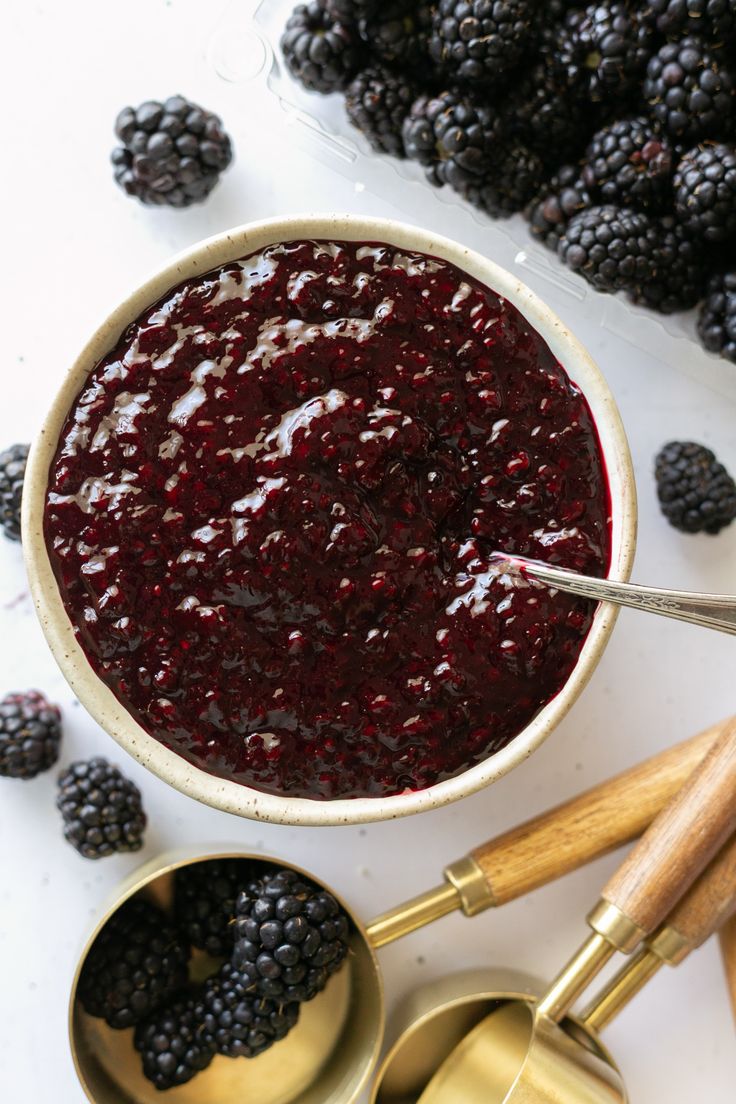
[70,720,722,1104]
[719,913,736,1027]
[411,717,736,1104]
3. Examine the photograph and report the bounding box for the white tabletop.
[1,1,735,1100]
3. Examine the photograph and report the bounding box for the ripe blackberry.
[112,96,232,209]
[135,994,215,1091]
[558,205,659,293]
[358,1,433,71]
[526,165,592,252]
[199,962,300,1058]
[174,859,253,958]
[57,757,147,859]
[0,690,62,780]
[0,442,29,541]
[345,65,418,157]
[232,867,350,1003]
[643,37,735,141]
[463,144,546,217]
[428,0,538,87]
[402,90,503,191]
[642,0,736,41]
[582,117,674,211]
[631,216,708,312]
[698,271,736,361]
[655,440,736,533]
[566,2,655,102]
[508,50,593,167]
[78,898,190,1029]
[281,1,364,94]
[673,143,736,243]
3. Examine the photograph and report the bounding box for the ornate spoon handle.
[494,555,736,636]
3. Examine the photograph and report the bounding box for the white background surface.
[1,2,735,1100]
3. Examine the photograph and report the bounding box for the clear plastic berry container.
[207,0,736,404]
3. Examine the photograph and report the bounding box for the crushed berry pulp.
[44,240,611,800]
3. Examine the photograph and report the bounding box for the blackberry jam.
[44,240,610,800]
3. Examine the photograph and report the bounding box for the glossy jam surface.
[45,240,610,800]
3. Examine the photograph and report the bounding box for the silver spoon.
[490,553,736,636]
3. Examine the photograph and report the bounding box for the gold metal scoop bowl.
[69,721,725,1104]
[408,719,736,1104]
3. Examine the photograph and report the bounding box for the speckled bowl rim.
[22,214,637,826]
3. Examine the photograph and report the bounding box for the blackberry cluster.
[281,1,364,93]
[0,690,62,780]
[673,143,736,242]
[78,898,190,1029]
[233,868,350,1003]
[582,117,674,210]
[199,962,300,1058]
[57,757,147,859]
[134,995,215,1091]
[526,165,592,250]
[642,37,735,141]
[558,205,659,293]
[655,440,736,533]
[112,96,232,208]
[346,65,418,157]
[77,862,351,1090]
[698,271,736,360]
[428,0,538,86]
[0,442,29,541]
[174,858,253,957]
[281,0,736,361]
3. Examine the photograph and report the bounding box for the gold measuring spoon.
[415,717,736,1104]
[719,913,736,1028]
[69,720,723,1104]
[491,553,736,636]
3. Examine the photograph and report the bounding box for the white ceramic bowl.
[22,214,637,826]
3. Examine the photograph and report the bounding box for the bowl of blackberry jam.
[23,216,636,824]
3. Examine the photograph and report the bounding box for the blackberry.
[174,859,253,958]
[199,962,300,1058]
[507,48,593,167]
[642,0,736,41]
[281,1,364,94]
[232,867,350,1003]
[0,690,62,780]
[698,270,736,361]
[631,216,708,312]
[673,143,736,243]
[525,165,592,252]
[57,757,147,859]
[428,0,538,87]
[358,1,433,71]
[112,96,232,209]
[643,37,735,141]
[463,144,546,217]
[655,440,736,533]
[402,90,503,191]
[0,442,29,541]
[566,2,655,102]
[135,994,215,1091]
[78,898,190,1029]
[582,117,674,211]
[345,65,418,157]
[558,205,659,293]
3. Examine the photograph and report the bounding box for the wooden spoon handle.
[719,914,736,1026]
[656,834,736,959]
[470,721,720,907]
[600,718,736,941]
